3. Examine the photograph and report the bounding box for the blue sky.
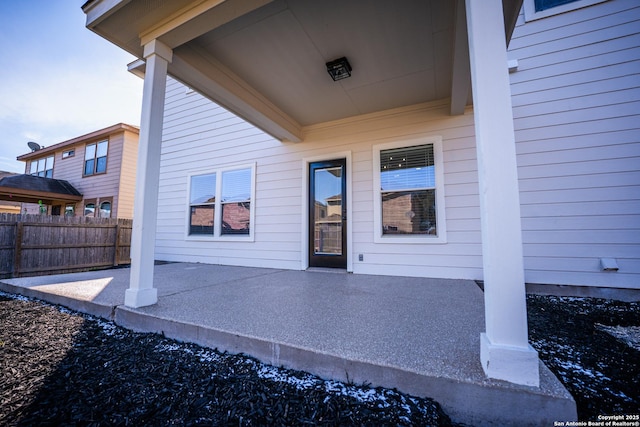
[0,1,143,173]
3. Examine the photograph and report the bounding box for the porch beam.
[170,44,303,142]
[125,39,172,308]
[465,0,540,386]
[139,0,273,49]
[450,0,471,116]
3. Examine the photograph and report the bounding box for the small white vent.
[600,258,619,272]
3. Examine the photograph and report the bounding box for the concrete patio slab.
[1,262,576,425]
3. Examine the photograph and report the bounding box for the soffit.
[85,0,521,138]
[193,0,454,126]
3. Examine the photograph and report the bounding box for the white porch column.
[125,39,172,308]
[465,0,540,386]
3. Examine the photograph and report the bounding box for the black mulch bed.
[0,293,455,426]
[527,294,640,421]
[2,291,639,426]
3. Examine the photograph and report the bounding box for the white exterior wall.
[509,0,640,288]
[156,78,483,280]
[156,0,640,288]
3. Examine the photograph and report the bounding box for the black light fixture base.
[326,57,352,81]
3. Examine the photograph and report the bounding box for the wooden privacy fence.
[0,213,132,279]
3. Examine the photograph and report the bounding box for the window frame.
[372,136,446,244]
[523,0,608,21]
[84,139,109,177]
[30,155,54,178]
[99,198,113,218]
[188,172,216,236]
[84,199,97,217]
[185,163,256,242]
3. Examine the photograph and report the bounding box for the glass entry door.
[309,159,347,269]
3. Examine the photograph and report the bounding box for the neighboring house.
[83,0,639,387]
[0,172,21,213]
[12,124,139,218]
[0,174,82,214]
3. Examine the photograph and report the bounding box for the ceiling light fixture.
[326,57,352,81]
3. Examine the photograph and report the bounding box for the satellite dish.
[27,141,41,152]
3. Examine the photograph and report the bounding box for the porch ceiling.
[84,0,521,141]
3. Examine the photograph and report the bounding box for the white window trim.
[185,163,256,242]
[523,0,608,22]
[372,136,446,244]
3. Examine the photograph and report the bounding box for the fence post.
[13,222,23,278]
[114,222,121,266]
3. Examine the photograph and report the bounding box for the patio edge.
[0,281,115,320]
[115,305,577,426]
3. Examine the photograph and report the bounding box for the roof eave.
[0,187,83,204]
[17,123,139,161]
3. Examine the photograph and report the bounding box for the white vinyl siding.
[523,0,609,21]
[509,0,640,288]
[155,77,481,278]
[155,0,639,290]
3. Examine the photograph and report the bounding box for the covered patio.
[83,0,555,401]
[0,262,575,425]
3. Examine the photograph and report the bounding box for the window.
[189,173,216,234]
[65,204,75,217]
[373,137,446,244]
[62,149,75,159]
[535,0,578,11]
[84,140,108,176]
[188,164,255,239]
[84,201,96,217]
[221,168,251,235]
[524,0,608,21]
[99,200,112,218]
[30,155,54,178]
